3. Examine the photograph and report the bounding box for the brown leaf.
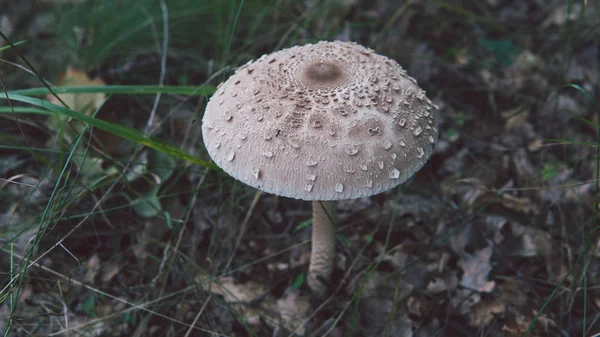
[275,289,311,335]
[47,67,106,116]
[509,222,552,257]
[531,310,556,332]
[502,107,528,130]
[204,277,266,302]
[459,245,495,293]
[85,253,101,283]
[454,178,538,215]
[468,298,505,327]
[451,288,481,315]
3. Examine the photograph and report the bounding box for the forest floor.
[0,0,599,336]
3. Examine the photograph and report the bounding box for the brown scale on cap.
[202,41,439,201]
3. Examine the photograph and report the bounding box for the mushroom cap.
[202,41,439,201]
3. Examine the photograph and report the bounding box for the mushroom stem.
[308,200,337,296]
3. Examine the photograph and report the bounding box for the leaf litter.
[0,1,599,336]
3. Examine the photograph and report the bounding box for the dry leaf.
[459,245,495,293]
[527,138,543,151]
[198,275,310,335]
[43,67,111,158]
[275,289,311,335]
[101,260,123,284]
[512,148,536,182]
[469,298,505,327]
[455,178,538,215]
[502,107,528,130]
[426,277,447,294]
[47,67,105,116]
[406,295,430,318]
[543,3,581,27]
[509,222,552,257]
[532,310,556,332]
[500,193,538,214]
[85,253,101,283]
[205,277,265,302]
[451,288,481,315]
[497,279,528,308]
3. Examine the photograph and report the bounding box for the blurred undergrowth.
[0,0,598,336]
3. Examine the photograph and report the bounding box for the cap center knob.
[302,61,347,88]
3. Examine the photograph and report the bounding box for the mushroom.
[202,41,438,296]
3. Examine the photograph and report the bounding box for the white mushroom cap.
[202,41,439,201]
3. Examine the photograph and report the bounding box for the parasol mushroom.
[202,41,438,296]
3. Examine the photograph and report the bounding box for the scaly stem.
[307,200,337,296]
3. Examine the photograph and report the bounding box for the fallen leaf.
[497,279,528,308]
[85,253,101,283]
[502,107,528,130]
[454,178,538,215]
[469,298,505,327]
[451,288,481,315]
[101,260,123,284]
[358,297,414,337]
[512,148,536,182]
[45,67,124,153]
[204,277,265,303]
[509,222,552,257]
[197,274,311,335]
[406,294,431,318]
[47,67,106,118]
[459,245,495,293]
[425,277,447,294]
[275,289,311,335]
[500,192,538,214]
[532,310,556,332]
[527,138,543,151]
[543,3,581,27]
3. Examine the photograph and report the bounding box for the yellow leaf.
[47,67,106,116]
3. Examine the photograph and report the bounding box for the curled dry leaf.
[542,92,585,122]
[85,253,101,283]
[200,276,267,327]
[564,181,595,204]
[500,192,538,214]
[351,270,414,300]
[198,275,310,335]
[451,288,481,315]
[45,67,124,153]
[468,298,505,327]
[453,178,539,215]
[425,277,446,294]
[501,107,528,130]
[512,148,536,182]
[358,297,414,337]
[497,279,528,308]
[508,222,552,257]
[504,50,546,93]
[426,271,458,294]
[406,294,431,318]
[532,310,556,332]
[459,245,496,293]
[47,67,106,117]
[542,3,582,27]
[275,289,311,335]
[203,276,265,303]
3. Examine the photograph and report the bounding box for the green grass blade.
[0,93,217,169]
[561,83,600,206]
[0,39,28,52]
[11,85,216,97]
